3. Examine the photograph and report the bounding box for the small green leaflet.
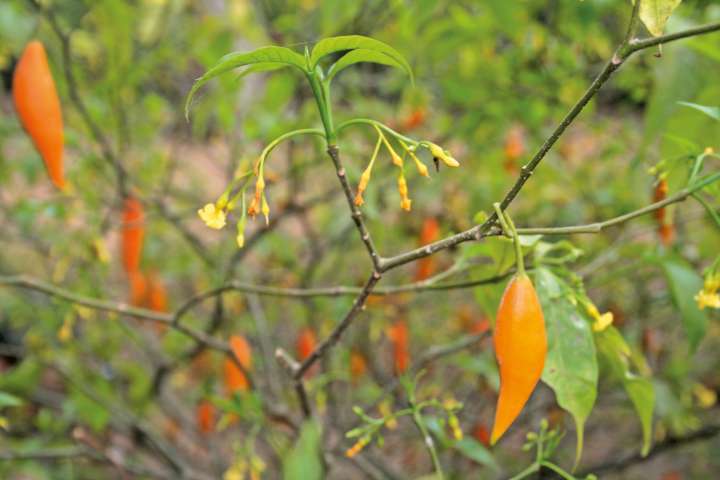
[0,391,22,408]
[677,101,720,121]
[327,49,406,81]
[624,375,655,456]
[595,326,655,456]
[310,35,413,82]
[659,256,708,352]
[185,46,307,119]
[282,421,323,480]
[534,268,598,467]
[633,0,683,37]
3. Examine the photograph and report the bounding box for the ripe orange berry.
[121,197,145,274]
[388,320,410,375]
[349,349,367,383]
[491,274,547,444]
[196,399,215,435]
[224,335,252,395]
[414,217,440,281]
[13,41,65,190]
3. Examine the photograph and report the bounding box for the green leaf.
[310,35,413,82]
[659,256,708,352]
[534,268,598,467]
[283,421,323,480]
[624,375,655,456]
[185,46,307,119]
[635,0,683,37]
[677,101,720,121]
[595,326,655,456]
[327,49,407,81]
[235,62,291,82]
[0,391,23,408]
[455,438,500,471]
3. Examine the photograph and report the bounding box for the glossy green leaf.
[327,49,407,81]
[659,256,708,352]
[185,46,307,119]
[534,268,598,466]
[455,438,500,471]
[309,35,413,82]
[283,421,323,480]
[678,101,720,121]
[635,0,683,37]
[235,62,291,81]
[624,374,655,456]
[595,326,655,456]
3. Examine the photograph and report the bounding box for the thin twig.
[326,145,383,270]
[377,21,720,272]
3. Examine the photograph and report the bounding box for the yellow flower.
[345,436,370,458]
[236,233,245,248]
[448,413,463,441]
[198,203,226,229]
[705,274,720,293]
[586,302,613,332]
[693,382,717,408]
[397,175,412,211]
[355,168,372,206]
[409,151,430,177]
[261,195,270,225]
[704,146,715,155]
[592,311,614,332]
[695,289,720,310]
[427,142,460,167]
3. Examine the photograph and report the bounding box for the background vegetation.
[0,0,719,478]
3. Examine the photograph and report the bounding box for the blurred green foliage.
[0,0,719,478]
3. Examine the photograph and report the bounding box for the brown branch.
[575,422,720,477]
[294,272,381,379]
[326,145,382,270]
[377,21,720,273]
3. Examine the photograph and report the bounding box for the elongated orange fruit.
[224,334,252,394]
[13,41,65,190]
[388,320,410,374]
[121,197,144,273]
[196,399,215,435]
[491,273,547,444]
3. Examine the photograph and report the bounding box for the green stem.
[692,193,720,229]
[493,203,525,275]
[508,463,540,480]
[260,128,326,162]
[336,118,419,145]
[411,407,445,480]
[540,461,578,480]
[307,73,335,143]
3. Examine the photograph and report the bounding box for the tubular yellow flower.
[427,142,460,167]
[409,150,429,177]
[248,196,259,218]
[345,436,370,458]
[592,311,614,332]
[695,290,720,310]
[255,175,265,194]
[355,136,382,207]
[198,203,227,229]
[586,302,614,332]
[261,195,270,225]
[448,413,463,441]
[398,174,412,211]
